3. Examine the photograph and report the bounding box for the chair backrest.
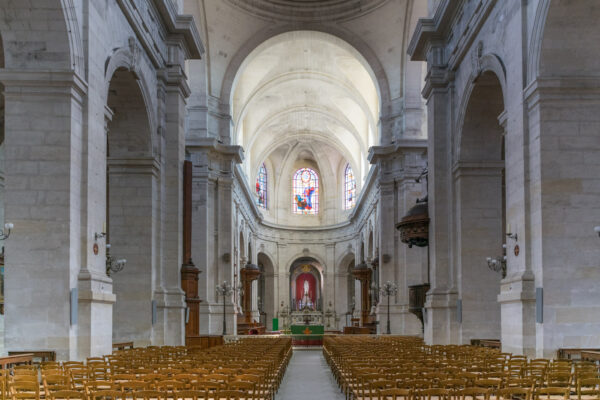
[379,388,412,400]
[173,391,205,400]
[415,388,451,400]
[216,390,244,400]
[156,380,185,392]
[130,391,165,400]
[117,381,148,393]
[89,390,124,400]
[459,387,491,400]
[498,387,532,400]
[535,387,570,400]
[49,390,85,400]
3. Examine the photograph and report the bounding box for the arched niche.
[454,70,505,344]
[257,252,276,329]
[106,68,156,346]
[289,257,323,312]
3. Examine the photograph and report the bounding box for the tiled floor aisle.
[276,349,345,400]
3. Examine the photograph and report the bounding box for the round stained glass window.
[301,170,311,183]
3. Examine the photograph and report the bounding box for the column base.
[77,269,115,359]
[375,304,424,336]
[424,288,459,344]
[154,288,186,346]
[199,302,237,335]
[498,270,536,356]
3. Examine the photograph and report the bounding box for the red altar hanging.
[295,272,317,309]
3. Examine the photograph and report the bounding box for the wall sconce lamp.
[506,223,518,241]
[106,243,127,276]
[0,223,14,240]
[595,226,600,237]
[486,244,507,278]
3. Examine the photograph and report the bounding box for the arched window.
[344,163,356,210]
[256,163,267,209]
[292,168,319,215]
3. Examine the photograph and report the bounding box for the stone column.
[77,105,116,358]
[152,65,190,346]
[189,139,242,334]
[369,144,428,335]
[0,70,95,360]
[324,243,336,315]
[422,57,459,345]
[521,78,600,357]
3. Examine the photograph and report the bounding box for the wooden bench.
[0,353,33,369]
[558,348,600,360]
[185,335,224,349]
[471,339,501,349]
[8,351,55,363]
[112,341,134,351]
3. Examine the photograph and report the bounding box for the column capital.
[0,69,87,104]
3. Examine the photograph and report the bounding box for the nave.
[2,337,600,400]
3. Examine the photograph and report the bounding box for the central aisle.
[277,349,345,400]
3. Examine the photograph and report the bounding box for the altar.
[290,324,324,346]
[290,311,323,326]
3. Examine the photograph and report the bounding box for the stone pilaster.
[422,52,460,345]
[188,139,243,334]
[0,70,90,360]
[152,62,191,346]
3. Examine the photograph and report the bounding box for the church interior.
[0,0,599,399]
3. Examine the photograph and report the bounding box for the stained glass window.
[344,164,356,210]
[292,168,319,215]
[256,163,267,209]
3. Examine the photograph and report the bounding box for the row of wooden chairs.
[1,338,292,400]
[323,336,600,400]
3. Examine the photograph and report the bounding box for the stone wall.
[409,0,600,356]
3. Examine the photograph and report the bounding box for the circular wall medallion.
[93,243,99,255]
[514,244,520,257]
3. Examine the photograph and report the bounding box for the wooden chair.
[215,390,245,400]
[498,387,532,400]
[534,387,570,400]
[413,388,451,400]
[457,387,491,400]
[227,382,255,400]
[193,380,221,399]
[9,381,40,400]
[85,381,114,396]
[49,391,85,400]
[155,381,185,394]
[88,391,124,400]
[547,372,572,388]
[43,375,71,397]
[173,390,204,400]
[379,388,412,400]
[116,381,149,394]
[577,378,600,400]
[130,391,166,400]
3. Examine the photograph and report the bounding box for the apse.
[231,30,380,227]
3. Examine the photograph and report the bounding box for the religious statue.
[300,279,314,310]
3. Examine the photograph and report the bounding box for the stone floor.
[277,348,345,400]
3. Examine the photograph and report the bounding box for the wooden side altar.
[352,262,377,333]
[237,263,265,334]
